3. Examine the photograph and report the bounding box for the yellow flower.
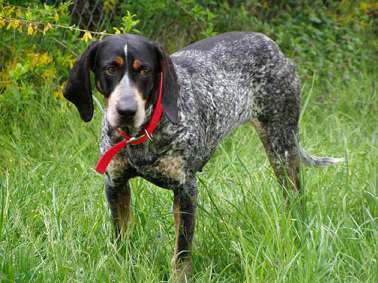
[39,53,53,65]
[28,52,53,67]
[41,67,56,81]
[53,84,65,99]
[113,27,121,34]
[27,23,34,35]
[0,58,18,88]
[3,6,15,17]
[43,23,52,34]
[0,17,6,28]
[7,19,20,30]
[81,31,93,42]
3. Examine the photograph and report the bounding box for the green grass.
[0,69,377,282]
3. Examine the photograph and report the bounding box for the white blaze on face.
[106,44,146,129]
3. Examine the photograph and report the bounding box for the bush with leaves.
[0,0,377,118]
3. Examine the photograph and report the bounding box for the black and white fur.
[64,32,343,281]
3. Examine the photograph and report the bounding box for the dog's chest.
[127,147,187,187]
[144,154,186,186]
[105,136,187,187]
[102,120,189,187]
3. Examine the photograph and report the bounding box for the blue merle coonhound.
[64,32,343,281]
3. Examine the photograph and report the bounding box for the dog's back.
[170,32,300,168]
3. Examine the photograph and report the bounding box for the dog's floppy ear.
[63,41,100,122]
[156,45,180,124]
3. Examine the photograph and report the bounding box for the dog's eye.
[105,66,116,76]
[139,66,150,76]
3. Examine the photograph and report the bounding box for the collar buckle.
[127,134,146,144]
[144,129,153,142]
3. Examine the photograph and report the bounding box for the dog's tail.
[298,146,344,167]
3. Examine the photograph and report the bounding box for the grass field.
[0,66,377,282]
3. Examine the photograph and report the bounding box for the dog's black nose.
[117,97,137,117]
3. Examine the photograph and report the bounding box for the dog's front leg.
[172,179,197,282]
[105,176,131,242]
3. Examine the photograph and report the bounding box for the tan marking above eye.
[113,56,124,66]
[132,59,142,71]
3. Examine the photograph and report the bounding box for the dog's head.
[64,34,179,132]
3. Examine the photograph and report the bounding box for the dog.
[64,32,343,281]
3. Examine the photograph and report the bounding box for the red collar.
[95,72,164,174]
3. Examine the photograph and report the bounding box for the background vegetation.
[0,0,377,282]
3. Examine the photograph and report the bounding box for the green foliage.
[117,1,377,80]
[0,3,76,117]
[113,11,140,34]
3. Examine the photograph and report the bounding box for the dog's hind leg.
[250,64,303,194]
[252,113,343,195]
[252,118,301,194]
[105,176,132,242]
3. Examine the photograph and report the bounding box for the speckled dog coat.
[64,32,343,281]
